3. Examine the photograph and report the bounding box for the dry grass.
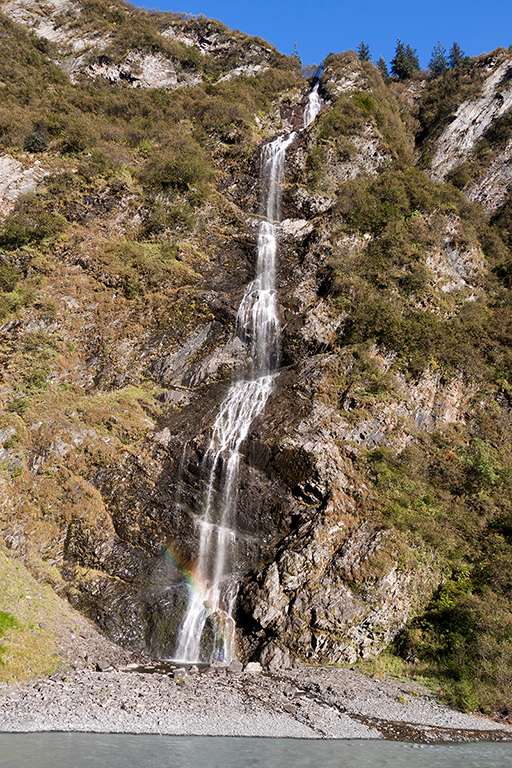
[0,547,70,682]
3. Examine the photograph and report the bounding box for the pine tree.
[390,39,406,79]
[449,42,469,69]
[377,56,388,80]
[357,41,371,62]
[429,41,448,77]
[390,39,420,80]
[405,44,420,75]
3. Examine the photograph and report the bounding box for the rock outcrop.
[1,5,512,692]
[1,0,280,89]
[430,56,512,181]
[0,155,48,216]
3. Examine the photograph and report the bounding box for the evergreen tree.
[357,41,371,62]
[449,41,469,69]
[390,39,406,79]
[390,39,420,80]
[429,41,448,76]
[377,55,388,80]
[405,44,420,74]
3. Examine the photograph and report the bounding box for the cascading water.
[303,82,322,128]
[174,86,322,663]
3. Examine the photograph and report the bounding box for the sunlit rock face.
[2,3,512,675]
[430,57,512,181]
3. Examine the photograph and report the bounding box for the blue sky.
[140,0,510,68]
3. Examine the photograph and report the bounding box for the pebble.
[0,667,510,741]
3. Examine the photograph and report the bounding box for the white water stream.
[303,82,322,128]
[174,86,322,663]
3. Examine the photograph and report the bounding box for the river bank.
[1,663,511,742]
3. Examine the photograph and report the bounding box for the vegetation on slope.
[306,50,512,718]
[0,6,300,324]
[2,0,512,719]
[0,5,301,677]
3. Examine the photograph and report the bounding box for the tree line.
[357,39,472,80]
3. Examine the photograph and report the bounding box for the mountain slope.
[1,1,512,718]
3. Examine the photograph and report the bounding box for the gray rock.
[430,58,512,181]
[244,662,263,674]
[210,661,229,669]
[95,660,113,672]
[173,668,187,679]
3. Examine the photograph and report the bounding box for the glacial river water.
[1,734,512,768]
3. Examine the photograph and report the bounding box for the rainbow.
[161,540,235,662]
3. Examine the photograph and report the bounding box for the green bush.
[141,199,196,236]
[319,94,367,139]
[0,290,24,320]
[362,422,512,716]
[23,132,48,153]
[0,195,66,250]
[335,168,459,235]
[0,610,17,662]
[140,134,212,192]
[0,262,21,292]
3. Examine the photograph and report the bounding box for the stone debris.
[172,668,187,679]
[0,666,511,741]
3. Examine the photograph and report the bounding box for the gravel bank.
[1,664,511,742]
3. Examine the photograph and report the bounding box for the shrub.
[0,262,22,292]
[0,290,24,320]
[335,168,459,235]
[319,94,366,139]
[140,134,212,192]
[0,195,66,250]
[23,133,48,153]
[141,199,195,236]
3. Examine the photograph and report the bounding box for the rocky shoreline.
[1,662,511,742]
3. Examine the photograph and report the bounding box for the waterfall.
[303,82,323,128]
[173,90,321,663]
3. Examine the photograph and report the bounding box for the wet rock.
[227,659,243,673]
[237,521,440,667]
[173,667,187,679]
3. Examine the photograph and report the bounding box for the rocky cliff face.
[429,56,512,181]
[1,3,512,707]
[1,0,279,89]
